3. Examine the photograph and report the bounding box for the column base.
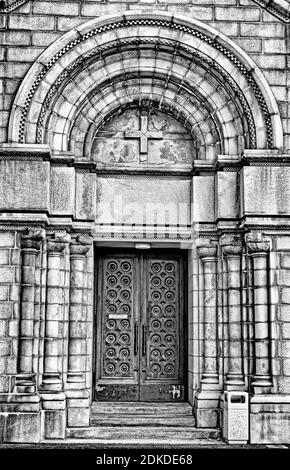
[41,392,66,440]
[66,371,86,390]
[66,389,90,427]
[14,374,36,394]
[0,394,41,443]
[41,373,62,392]
[194,390,221,428]
[250,394,290,444]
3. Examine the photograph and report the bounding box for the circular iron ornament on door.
[120,275,131,286]
[107,290,117,299]
[120,348,130,358]
[164,319,175,330]
[121,290,130,300]
[165,277,175,288]
[165,334,175,344]
[106,319,116,329]
[120,333,130,344]
[151,364,161,376]
[108,261,118,272]
[164,348,175,359]
[151,349,161,359]
[120,363,130,374]
[152,291,161,302]
[106,348,116,358]
[165,263,175,273]
[120,319,130,329]
[120,261,131,272]
[164,364,175,375]
[106,333,116,344]
[106,363,116,373]
[151,334,161,345]
[151,320,161,330]
[152,276,161,287]
[165,305,175,316]
[165,292,175,302]
[151,263,161,273]
[108,275,117,286]
[121,305,130,315]
[152,305,161,316]
[107,304,117,314]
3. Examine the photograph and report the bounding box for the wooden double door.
[95,249,186,402]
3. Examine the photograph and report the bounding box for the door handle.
[142,324,146,356]
[134,322,138,355]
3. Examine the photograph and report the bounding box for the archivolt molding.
[9,11,283,156]
[252,0,290,23]
[0,0,29,12]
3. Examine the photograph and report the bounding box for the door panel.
[95,250,186,402]
[140,256,184,401]
[96,254,140,401]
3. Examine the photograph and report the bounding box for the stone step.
[66,426,221,441]
[90,414,196,427]
[91,401,193,416]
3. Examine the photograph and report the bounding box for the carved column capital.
[47,232,71,253]
[70,234,93,257]
[21,228,46,250]
[197,241,217,260]
[220,234,243,258]
[245,232,270,254]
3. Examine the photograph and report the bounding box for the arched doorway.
[7,11,283,436]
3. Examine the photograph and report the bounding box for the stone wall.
[0,231,20,396]
[0,0,289,150]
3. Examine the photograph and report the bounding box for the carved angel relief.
[91,108,196,168]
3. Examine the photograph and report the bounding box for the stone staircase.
[66,402,221,444]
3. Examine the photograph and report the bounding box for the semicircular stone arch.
[9,11,284,161]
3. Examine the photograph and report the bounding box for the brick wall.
[0,0,289,150]
[0,231,20,393]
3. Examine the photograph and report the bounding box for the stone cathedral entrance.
[94,249,186,402]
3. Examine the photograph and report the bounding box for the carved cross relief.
[124,110,163,162]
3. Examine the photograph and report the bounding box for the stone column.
[245,232,272,392]
[65,234,92,427]
[220,235,244,388]
[16,228,45,393]
[194,241,220,428]
[42,234,70,391]
[198,243,219,384]
[41,233,70,440]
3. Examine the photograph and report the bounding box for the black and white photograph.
[0,0,289,462]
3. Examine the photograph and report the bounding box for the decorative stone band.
[67,235,93,389]
[16,228,46,393]
[197,241,219,385]
[42,232,71,392]
[245,232,272,390]
[220,234,245,388]
[253,0,290,23]
[0,0,29,12]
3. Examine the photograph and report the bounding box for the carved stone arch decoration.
[9,11,283,161]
